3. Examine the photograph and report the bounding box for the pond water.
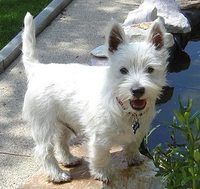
[149,41,200,149]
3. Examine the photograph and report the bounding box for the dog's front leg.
[88,136,111,183]
[124,141,146,166]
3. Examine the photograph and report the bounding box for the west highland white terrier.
[22,12,168,183]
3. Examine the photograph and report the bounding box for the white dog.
[22,12,168,183]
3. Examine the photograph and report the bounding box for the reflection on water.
[149,41,200,149]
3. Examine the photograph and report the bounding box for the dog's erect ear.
[107,23,126,53]
[147,18,166,50]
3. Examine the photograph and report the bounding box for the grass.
[0,0,52,50]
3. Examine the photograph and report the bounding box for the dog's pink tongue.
[130,99,146,110]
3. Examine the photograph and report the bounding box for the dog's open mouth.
[130,99,146,111]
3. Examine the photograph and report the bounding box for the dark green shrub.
[153,98,200,189]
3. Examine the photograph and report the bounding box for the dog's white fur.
[22,12,168,182]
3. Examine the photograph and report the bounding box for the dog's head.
[106,19,168,113]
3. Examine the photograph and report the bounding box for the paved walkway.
[0,0,140,188]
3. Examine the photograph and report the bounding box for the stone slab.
[177,0,200,9]
[123,0,191,33]
[20,146,163,189]
[20,146,101,189]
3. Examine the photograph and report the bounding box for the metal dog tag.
[132,121,140,134]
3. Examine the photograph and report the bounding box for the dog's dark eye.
[146,67,154,74]
[120,67,129,75]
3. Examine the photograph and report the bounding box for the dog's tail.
[22,12,38,78]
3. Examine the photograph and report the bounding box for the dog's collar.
[116,97,148,134]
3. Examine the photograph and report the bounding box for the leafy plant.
[153,98,200,189]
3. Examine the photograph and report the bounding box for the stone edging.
[0,0,73,73]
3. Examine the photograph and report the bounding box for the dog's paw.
[61,155,82,167]
[90,168,110,184]
[94,173,110,184]
[126,153,146,166]
[48,171,72,183]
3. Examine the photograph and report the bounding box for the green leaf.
[184,111,190,120]
[178,96,185,114]
[171,124,185,132]
[194,117,200,131]
[174,111,185,123]
[186,99,192,112]
[194,149,200,162]
[188,167,194,175]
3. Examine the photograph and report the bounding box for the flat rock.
[90,45,108,58]
[176,0,200,9]
[123,0,191,33]
[20,146,164,189]
[123,4,157,26]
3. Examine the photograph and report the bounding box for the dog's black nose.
[131,87,145,98]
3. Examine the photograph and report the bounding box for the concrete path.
[0,0,140,188]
